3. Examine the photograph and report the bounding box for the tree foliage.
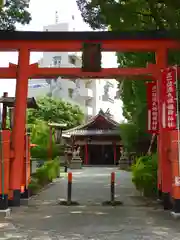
[0,0,31,30]
[28,96,84,128]
[76,0,180,31]
[30,119,59,160]
[28,97,84,159]
[76,0,180,153]
[119,123,138,152]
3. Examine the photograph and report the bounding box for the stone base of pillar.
[118,156,129,170]
[171,199,180,217]
[157,189,162,201]
[8,190,21,207]
[70,157,82,169]
[0,194,8,210]
[20,187,29,199]
[162,192,173,210]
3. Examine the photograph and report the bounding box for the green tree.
[76,0,180,30]
[30,119,59,160]
[28,96,84,128]
[0,0,31,30]
[120,123,138,152]
[76,0,180,153]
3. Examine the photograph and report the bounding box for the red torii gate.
[0,30,179,215]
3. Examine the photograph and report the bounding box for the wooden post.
[48,126,53,160]
[21,133,31,199]
[2,92,8,130]
[156,48,172,209]
[113,142,116,165]
[9,107,14,129]
[85,143,88,165]
[9,48,30,206]
[0,130,11,210]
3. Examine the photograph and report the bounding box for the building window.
[68,88,74,98]
[102,94,114,103]
[107,97,114,103]
[76,79,80,88]
[85,80,92,88]
[53,56,61,67]
[103,83,110,95]
[85,99,92,107]
[69,56,76,65]
[107,81,114,88]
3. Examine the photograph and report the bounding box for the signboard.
[175,176,180,186]
[147,81,158,134]
[162,67,177,130]
[82,42,102,72]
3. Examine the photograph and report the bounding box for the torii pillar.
[156,48,172,209]
[9,48,30,206]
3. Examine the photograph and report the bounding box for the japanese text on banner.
[147,82,158,134]
[162,67,177,130]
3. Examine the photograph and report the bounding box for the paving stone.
[0,167,180,239]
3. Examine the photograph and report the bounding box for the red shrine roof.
[62,109,120,137]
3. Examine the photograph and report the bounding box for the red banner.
[162,67,177,130]
[147,81,158,134]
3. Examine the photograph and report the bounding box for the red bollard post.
[111,172,115,203]
[67,172,72,205]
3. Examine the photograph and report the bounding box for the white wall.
[92,79,121,121]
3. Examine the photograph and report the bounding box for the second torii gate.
[0,30,179,214]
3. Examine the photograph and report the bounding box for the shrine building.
[62,110,122,165]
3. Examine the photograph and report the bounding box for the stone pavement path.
[0,167,180,239]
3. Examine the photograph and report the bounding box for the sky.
[0,0,123,121]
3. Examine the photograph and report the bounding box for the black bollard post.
[111,172,115,203]
[67,172,72,205]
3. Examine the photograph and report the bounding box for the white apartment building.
[28,22,121,121]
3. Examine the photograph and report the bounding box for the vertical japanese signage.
[162,67,177,130]
[147,81,158,134]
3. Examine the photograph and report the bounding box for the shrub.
[28,178,41,195]
[45,160,58,182]
[35,164,49,186]
[53,157,60,177]
[131,153,157,197]
[32,158,60,187]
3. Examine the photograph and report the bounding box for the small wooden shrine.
[62,109,122,165]
[0,92,38,130]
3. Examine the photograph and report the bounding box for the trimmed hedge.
[28,157,60,195]
[131,153,157,197]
